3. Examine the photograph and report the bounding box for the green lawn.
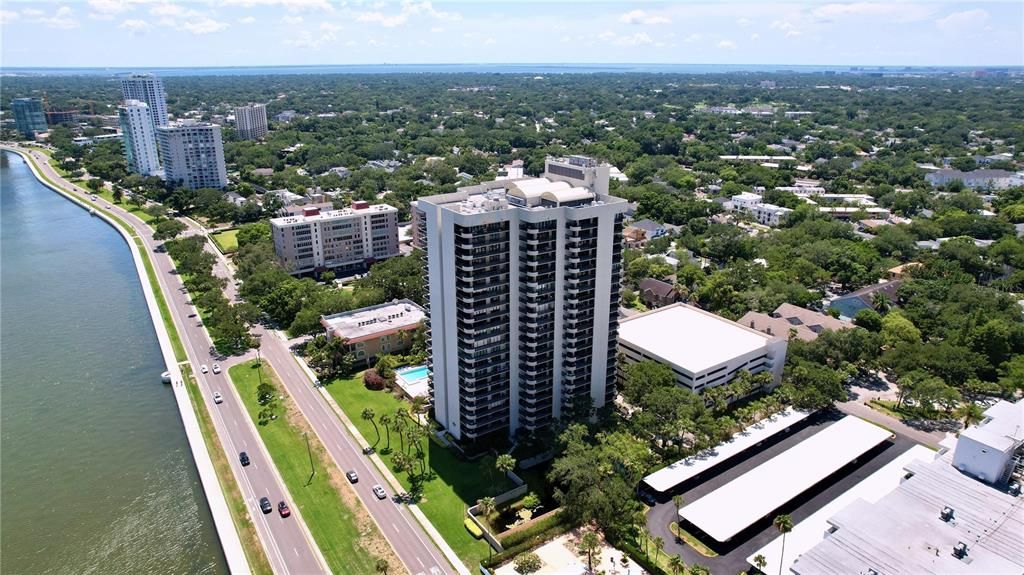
[229,362,383,575]
[325,375,509,568]
[92,188,158,226]
[210,228,240,253]
[182,365,273,575]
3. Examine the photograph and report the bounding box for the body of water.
[0,150,227,574]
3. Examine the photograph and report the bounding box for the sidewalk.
[7,146,252,575]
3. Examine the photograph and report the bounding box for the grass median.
[183,365,273,575]
[229,361,401,575]
[325,374,505,568]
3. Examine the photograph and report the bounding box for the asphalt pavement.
[24,148,329,575]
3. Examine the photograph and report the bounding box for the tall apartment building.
[156,121,227,189]
[234,103,268,141]
[120,73,169,127]
[118,100,161,176]
[417,156,628,443]
[10,98,47,138]
[270,201,400,275]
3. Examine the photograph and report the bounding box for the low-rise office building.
[926,168,1024,190]
[729,192,792,227]
[270,202,400,275]
[321,300,425,365]
[739,303,851,342]
[618,303,787,396]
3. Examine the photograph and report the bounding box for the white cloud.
[221,0,334,11]
[283,15,303,24]
[35,6,80,30]
[483,37,496,45]
[239,16,256,24]
[683,33,701,43]
[600,30,654,47]
[182,16,229,34]
[118,18,151,33]
[321,21,342,32]
[357,11,407,27]
[736,17,751,27]
[285,29,338,49]
[0,10,19,25]
[619,9,670,26]
[150,3,186,17]
[430,26,444,33]
[770,20,796,31]
[357,1,461,28]
[750,32,760,41]
[718,40,737,49]
[813,3,935,24]
[935,9,990,34]
[88,0,133,19]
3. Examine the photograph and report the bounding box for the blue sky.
[1,1,1021,67]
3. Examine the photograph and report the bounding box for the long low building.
[320,300,425,365]
[678,416,892,543]
[642,408,813,494]
[271,202,400,275]
[745,444,937,575]
[619,303,787,395]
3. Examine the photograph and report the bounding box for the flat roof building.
[234,103,268,141]
[118,100,161,176]
[11,98,47,138]
[952,399,1024,486]
[618,303,787,395]
[120,73,168,127]
[321,300,424,365]
[156,120,227,190]
[419,155,628,443]
[271,202,400,275]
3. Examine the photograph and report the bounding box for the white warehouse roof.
[618,303,778,374]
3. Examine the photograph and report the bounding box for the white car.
[212,364,221,375]
[213,392,223,404]
[200,364,209,374]
[372,485,387,500]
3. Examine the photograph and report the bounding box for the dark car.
[259,497,272,514]
[278,501,291,518]
[362,446,375,455]
[638,490,657,506]
[239,452,250,466]
[346,470,359,483]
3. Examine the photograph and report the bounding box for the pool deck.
[395,366,429,398]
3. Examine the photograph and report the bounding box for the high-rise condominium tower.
[118,100,161,176]
[416,156,628,443]
[156,121,227,190]
[234,103,268,141]
[120,73,168,127]
[10,98,47,138]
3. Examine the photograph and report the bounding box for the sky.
[0,0,1021,68]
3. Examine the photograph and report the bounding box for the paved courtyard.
[494,531,645,575]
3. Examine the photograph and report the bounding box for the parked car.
[346,470,359,483]
[278,501,291,518]
[372,485,387,500]
[213,392,223,404]
[259,497,272,514]
[212,364,221,375]
[362,446,375,455]
[200,364,209,374]
[239,452,250,466]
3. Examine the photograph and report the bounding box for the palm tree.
[496,453,517,478]
[362,408,379,445]
[640,527,651,557]
[653,536,665,566]
[688,565,710,575]
[668,555,685,575]
[392,451,410,476]
[577,531,602,574]
[392,412,407,453]
[476,496,496,519]
[375,558,389,575]
[772,514,794,575]
[753,554,767,574]
[672,495,684,519]
[379,414,392,451]
[956,402,985,429]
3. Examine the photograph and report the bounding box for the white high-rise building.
[416,156,628,443]
[234,103,268,141]
[270,202,400,275]
[120,73,169,127]
[156,120,227,190]
[118,100,161,176]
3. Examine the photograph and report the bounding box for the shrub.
[482,513,574,569]
[464,518,484,539]
[364,368,386,390]
[615,539,669,575]
[499,509,565,548]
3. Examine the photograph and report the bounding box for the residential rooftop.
[618,303,779,374]
[270,203,397,226]
[320,300,425,343]
[960,400,1024,453]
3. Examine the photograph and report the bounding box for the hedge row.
[481,520,575,569]
[498,509,566,548]
[615,539,670,575]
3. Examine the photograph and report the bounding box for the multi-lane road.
[21,145,460,575]
[20,147,329,574]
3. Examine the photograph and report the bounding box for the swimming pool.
[397,365,429,384]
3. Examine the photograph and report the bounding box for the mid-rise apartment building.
[417,155,628,443]
[156,121,227,190]
[234,103,268,141]
[118,100,161,176]
[10,98,47,138]
[120,73,168,127]
[270,201,400,275]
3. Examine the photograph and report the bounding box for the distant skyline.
[1,1,1021,68]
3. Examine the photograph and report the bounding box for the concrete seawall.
[3,146,252,574]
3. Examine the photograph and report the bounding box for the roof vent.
[953,542,968,560]
[941,506,955,522]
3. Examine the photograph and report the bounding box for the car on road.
[212,364,221,375]
[346,470,358,483]
[372,485,387,500]
[188,313,196,318]
[213,391,223,404]
[239,452,250,466]
[200,364,209,374]
[259,497,272,514]
[90,195,97,201]
[278,501,291,517]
